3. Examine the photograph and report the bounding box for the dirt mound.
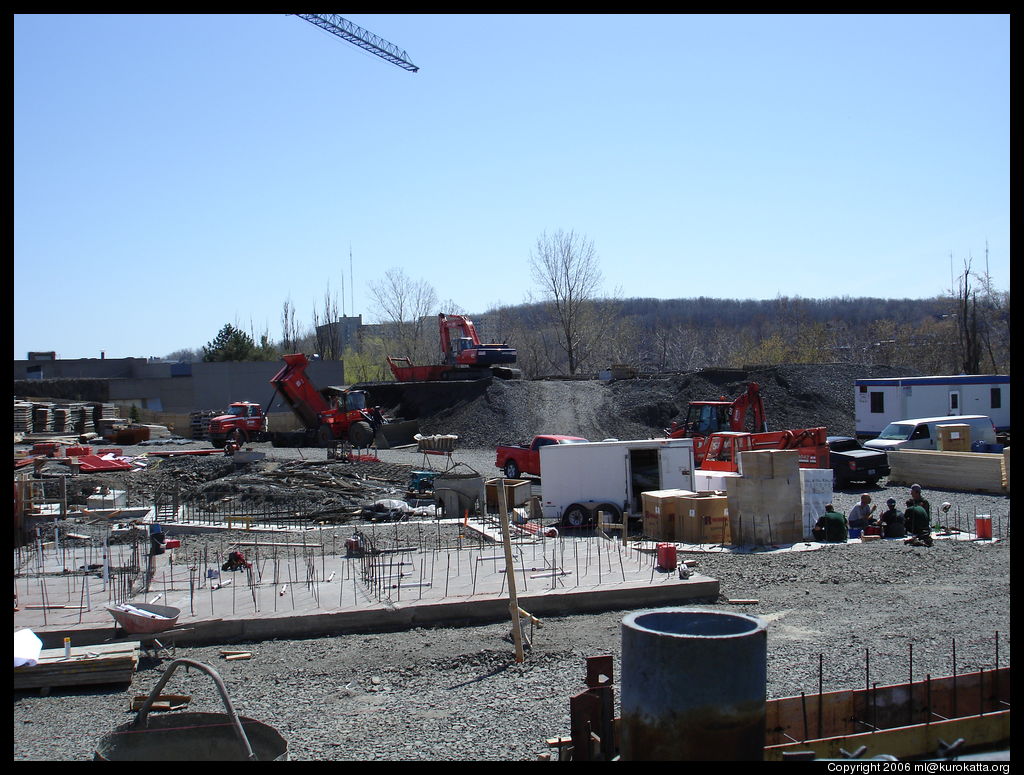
[415,363,917,444]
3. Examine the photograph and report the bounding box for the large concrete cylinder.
[620,607,767,761]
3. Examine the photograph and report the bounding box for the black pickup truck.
[827,436,891,488]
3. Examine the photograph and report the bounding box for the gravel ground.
[13,526,1010,761]
[13,368,1011,760]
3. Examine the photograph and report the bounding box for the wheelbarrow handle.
[132,658,258,761]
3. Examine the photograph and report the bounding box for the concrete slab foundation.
[13,518,720,650]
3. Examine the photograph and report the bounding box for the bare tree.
[312,283,342,360]
[281,296,300,354]
[529,229,606,375]
[367,268,439,363]
[955,260,983,374]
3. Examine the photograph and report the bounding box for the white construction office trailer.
[854,375,1010,439]
[539,438,696,527]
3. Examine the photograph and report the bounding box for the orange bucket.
[657,542,677,570]
[975,516,992,539]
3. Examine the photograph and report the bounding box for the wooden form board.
[764,668,1010,760]
[14,642,140,690]
[887,449,1007,494]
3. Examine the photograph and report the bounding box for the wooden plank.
[14,642,140,690]
[765,668,1010,746]
[764,711,1010,761]
[887,450,1006,493]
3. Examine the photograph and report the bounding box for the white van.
[863,415,997,452]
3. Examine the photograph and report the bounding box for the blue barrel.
[849,528,862,539]
[149,523,163,535]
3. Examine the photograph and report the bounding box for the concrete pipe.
[620,608,768,761]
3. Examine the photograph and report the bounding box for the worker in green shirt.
[812,504,848,543]
[904,498,932,546]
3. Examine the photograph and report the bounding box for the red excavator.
[387,313,520,382]
[665,382,829,471]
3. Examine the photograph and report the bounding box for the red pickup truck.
[494,434,589,478]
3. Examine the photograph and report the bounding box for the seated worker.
[813,504,848,543]
[847,494,878,530]
[904,498,931,540]
[878,498,906,538]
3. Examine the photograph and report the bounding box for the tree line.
[174,231,1010,381]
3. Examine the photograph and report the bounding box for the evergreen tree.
[202,324,256,362]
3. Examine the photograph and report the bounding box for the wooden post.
[497,478,525,663]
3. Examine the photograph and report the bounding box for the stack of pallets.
[190,410,217,440]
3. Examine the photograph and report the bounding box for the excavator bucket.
[375,419,419,449]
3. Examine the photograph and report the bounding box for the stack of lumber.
[13,641,140,690]
[32,405,52,433]
[52,406,72,434]
[13,401,33,433]
[887,449,1007,494]
[92,403,118,428]
[76,404,96,434]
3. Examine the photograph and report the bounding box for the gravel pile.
[414,364,917,446]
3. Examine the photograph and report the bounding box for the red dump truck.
[494,434,589,479]
[207,353,416,448]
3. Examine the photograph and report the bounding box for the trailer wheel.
[503,460,520,479]
[562,505,590,528]
[348,421,374,447]
[595,503,621,525]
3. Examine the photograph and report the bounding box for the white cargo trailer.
[855,375,1010,439]
[539,438,695,527]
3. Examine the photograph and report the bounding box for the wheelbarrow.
[106,603,180,636]
[95,659,287,761]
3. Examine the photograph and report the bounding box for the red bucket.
[657,542,677,570]
[975,516,992,540]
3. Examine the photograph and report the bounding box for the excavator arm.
[729,382,768,433]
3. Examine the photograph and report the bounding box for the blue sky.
[14,13,1009,360]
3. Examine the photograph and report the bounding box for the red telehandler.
[665,382,830,471]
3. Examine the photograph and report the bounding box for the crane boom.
[294,14,418,72]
